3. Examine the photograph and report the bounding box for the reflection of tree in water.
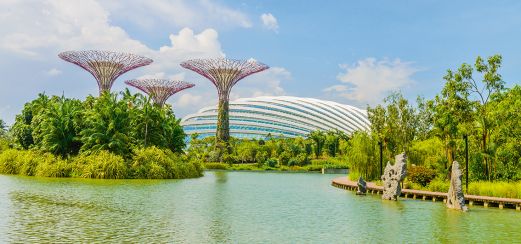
[207,171,232,242]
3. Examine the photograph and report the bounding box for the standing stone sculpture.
[381,153,407,201]
[447,161,468,211]
[356,177,367,195]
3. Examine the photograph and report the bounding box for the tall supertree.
[181,58,269,144]
[58,50,153,95]
[124,79,195,107]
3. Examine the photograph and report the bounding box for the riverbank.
[203,162,348,173]
[332,177,521,210]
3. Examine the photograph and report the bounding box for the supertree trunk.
[216,96,230,143]
[180,58,269,148]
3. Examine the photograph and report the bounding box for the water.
[0,171,520,243]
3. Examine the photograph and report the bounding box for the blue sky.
[1,0,520,124]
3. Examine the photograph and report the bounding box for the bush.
[468,181,521,198]
[72,150,128,179]
[35,157,71,177]
[427,179,450,192]
[304,164,323,172]
[130,147,203,179]
[266,158,278,168]
[408,165,437,186]
[204,162,229,170]
[0,149,25,174]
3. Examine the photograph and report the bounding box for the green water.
[0,171,519,243]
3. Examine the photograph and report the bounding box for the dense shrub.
[130,147,202,179]
[72,151,128,179]
[468,181,521,198]
[426,179,450,192]
[408,165,437,186]
[0,149,68,177]
[204,162,229,170]
[266,158,277,168]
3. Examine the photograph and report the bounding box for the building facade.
[181,96,370,140]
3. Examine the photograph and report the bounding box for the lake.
[0,171,519,243]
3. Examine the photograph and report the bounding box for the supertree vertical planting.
[58,50,153,95]
[124,79,195,107]
[181,58,269,146]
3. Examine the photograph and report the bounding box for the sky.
[1,0,520,125]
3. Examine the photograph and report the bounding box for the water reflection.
[208,171,231,243]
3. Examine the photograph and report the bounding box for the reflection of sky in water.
[0,173,520,243]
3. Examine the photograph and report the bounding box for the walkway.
[332,177,521,211]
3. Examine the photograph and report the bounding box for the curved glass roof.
[181,96,370,140]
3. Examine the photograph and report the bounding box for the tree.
[490,85,521,180]
[309,130,326,158]
[347,131,379,180]
[439,55,504,180]
[0,119,6,138]
[432,69,473,168]
[11,93,50,149]
[80,93,132,156]
[41,96,83,157]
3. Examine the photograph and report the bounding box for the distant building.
[181,96,370,140]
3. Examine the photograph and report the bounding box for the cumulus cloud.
[0,0,289,122]
[101,0,252,30]
[260,13,279,32]
[324,58,418,106]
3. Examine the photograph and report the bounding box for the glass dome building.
[181,96,370,139]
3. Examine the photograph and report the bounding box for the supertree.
[181,58,269,144]
[124,79,195,107]
[58,50,153,95]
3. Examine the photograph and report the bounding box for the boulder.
[381,153,407,201]
[447,161,468,211]
[356,177,367,195]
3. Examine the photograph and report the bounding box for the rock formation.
[381,153,407,201]
[356,177,367,195]
[447,161,468,211]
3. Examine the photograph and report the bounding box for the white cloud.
[176,93,204,108]
[231,66,290,99]
[46,68,62,76]
[101,0,252,30]
[324,58,418,106]
[0,0,288,122]
[260,13,279,32]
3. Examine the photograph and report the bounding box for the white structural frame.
[181,96,370,139]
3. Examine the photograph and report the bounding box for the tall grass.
[468,181,521,198]
[0,148,202,179]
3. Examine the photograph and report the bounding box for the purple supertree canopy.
[180,58,269,99]
[125,79,195,106]
[58,50,153,95]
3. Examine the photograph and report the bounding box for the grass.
[404,178,521,199]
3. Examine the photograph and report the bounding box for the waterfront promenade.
[332,177,521,210]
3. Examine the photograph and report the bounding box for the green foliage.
[408,166,437,186]
[72,151,128,179]
[346,131,379,180]
[468,181,521,198]
[266,158,277,168]
[204,162,229,170]
[408,137,446,173]
[10,90,186,159]
[129,146,202,179]
[80,93,133,156]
